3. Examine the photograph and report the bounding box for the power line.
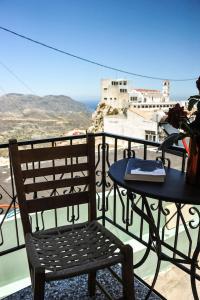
[0,60,35,94]
[0,25,197,82]
[0,59,35,114]
[0,83,6,94]
[0,78,27,115]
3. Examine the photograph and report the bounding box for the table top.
[108,158,200,205]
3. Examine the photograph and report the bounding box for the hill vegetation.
[0,93,92,143]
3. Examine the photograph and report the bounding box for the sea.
[84,100,99,112]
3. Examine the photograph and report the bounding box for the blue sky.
[0,0,199,102]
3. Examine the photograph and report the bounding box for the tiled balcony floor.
[3,266,165,300]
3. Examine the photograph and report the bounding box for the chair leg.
[122,245,135,300]
[28,259,34,284]
[32,268,45,300]
[88,270,96,297]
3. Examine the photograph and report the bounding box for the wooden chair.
[9,134,134,299]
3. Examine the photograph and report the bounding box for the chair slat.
[22,163,89,179]
[24,176,89,193]
[19,143,88,163]
[26,191,89,213]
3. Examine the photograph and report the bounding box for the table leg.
[128,191,162,299]
[191,241,200,300]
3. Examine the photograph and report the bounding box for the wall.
[104,110,158,140]
[101,79,129,109]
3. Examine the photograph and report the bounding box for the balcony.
[0,132,199,299]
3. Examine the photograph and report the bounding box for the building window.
[145,130,156,142]
[120,89,127,93]
[123,81,127,85]
[104,88,108,91]
[130,96,137,101]
[104,98,107,100]
[144,98,146,102]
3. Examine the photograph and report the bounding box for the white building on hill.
[101,79,184,142]
[101,79,129,109]
[101,79,178,111]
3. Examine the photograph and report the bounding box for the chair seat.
[26,221,124,281]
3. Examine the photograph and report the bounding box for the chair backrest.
[9,134,96,235]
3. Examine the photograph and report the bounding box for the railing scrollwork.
[0,132,199,299]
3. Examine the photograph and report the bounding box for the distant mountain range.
[0,93,91,116]
[0,93,92,144]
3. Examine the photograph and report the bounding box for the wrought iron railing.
[0,132,199,299]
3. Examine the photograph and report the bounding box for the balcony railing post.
[101,134,106,226]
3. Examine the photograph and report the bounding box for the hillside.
[0,93,90,115]
[88,102,127,132]
[0,94,92,143]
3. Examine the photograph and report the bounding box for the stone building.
[101,79,176,111]
[101,79,129,109]
[90,79,186,142]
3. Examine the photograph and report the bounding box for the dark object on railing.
[9,134,134,300]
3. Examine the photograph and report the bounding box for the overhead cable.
[0,26,197,82]
[0,83,6,93]
[0,79,27,115]
[0,60,35,94]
